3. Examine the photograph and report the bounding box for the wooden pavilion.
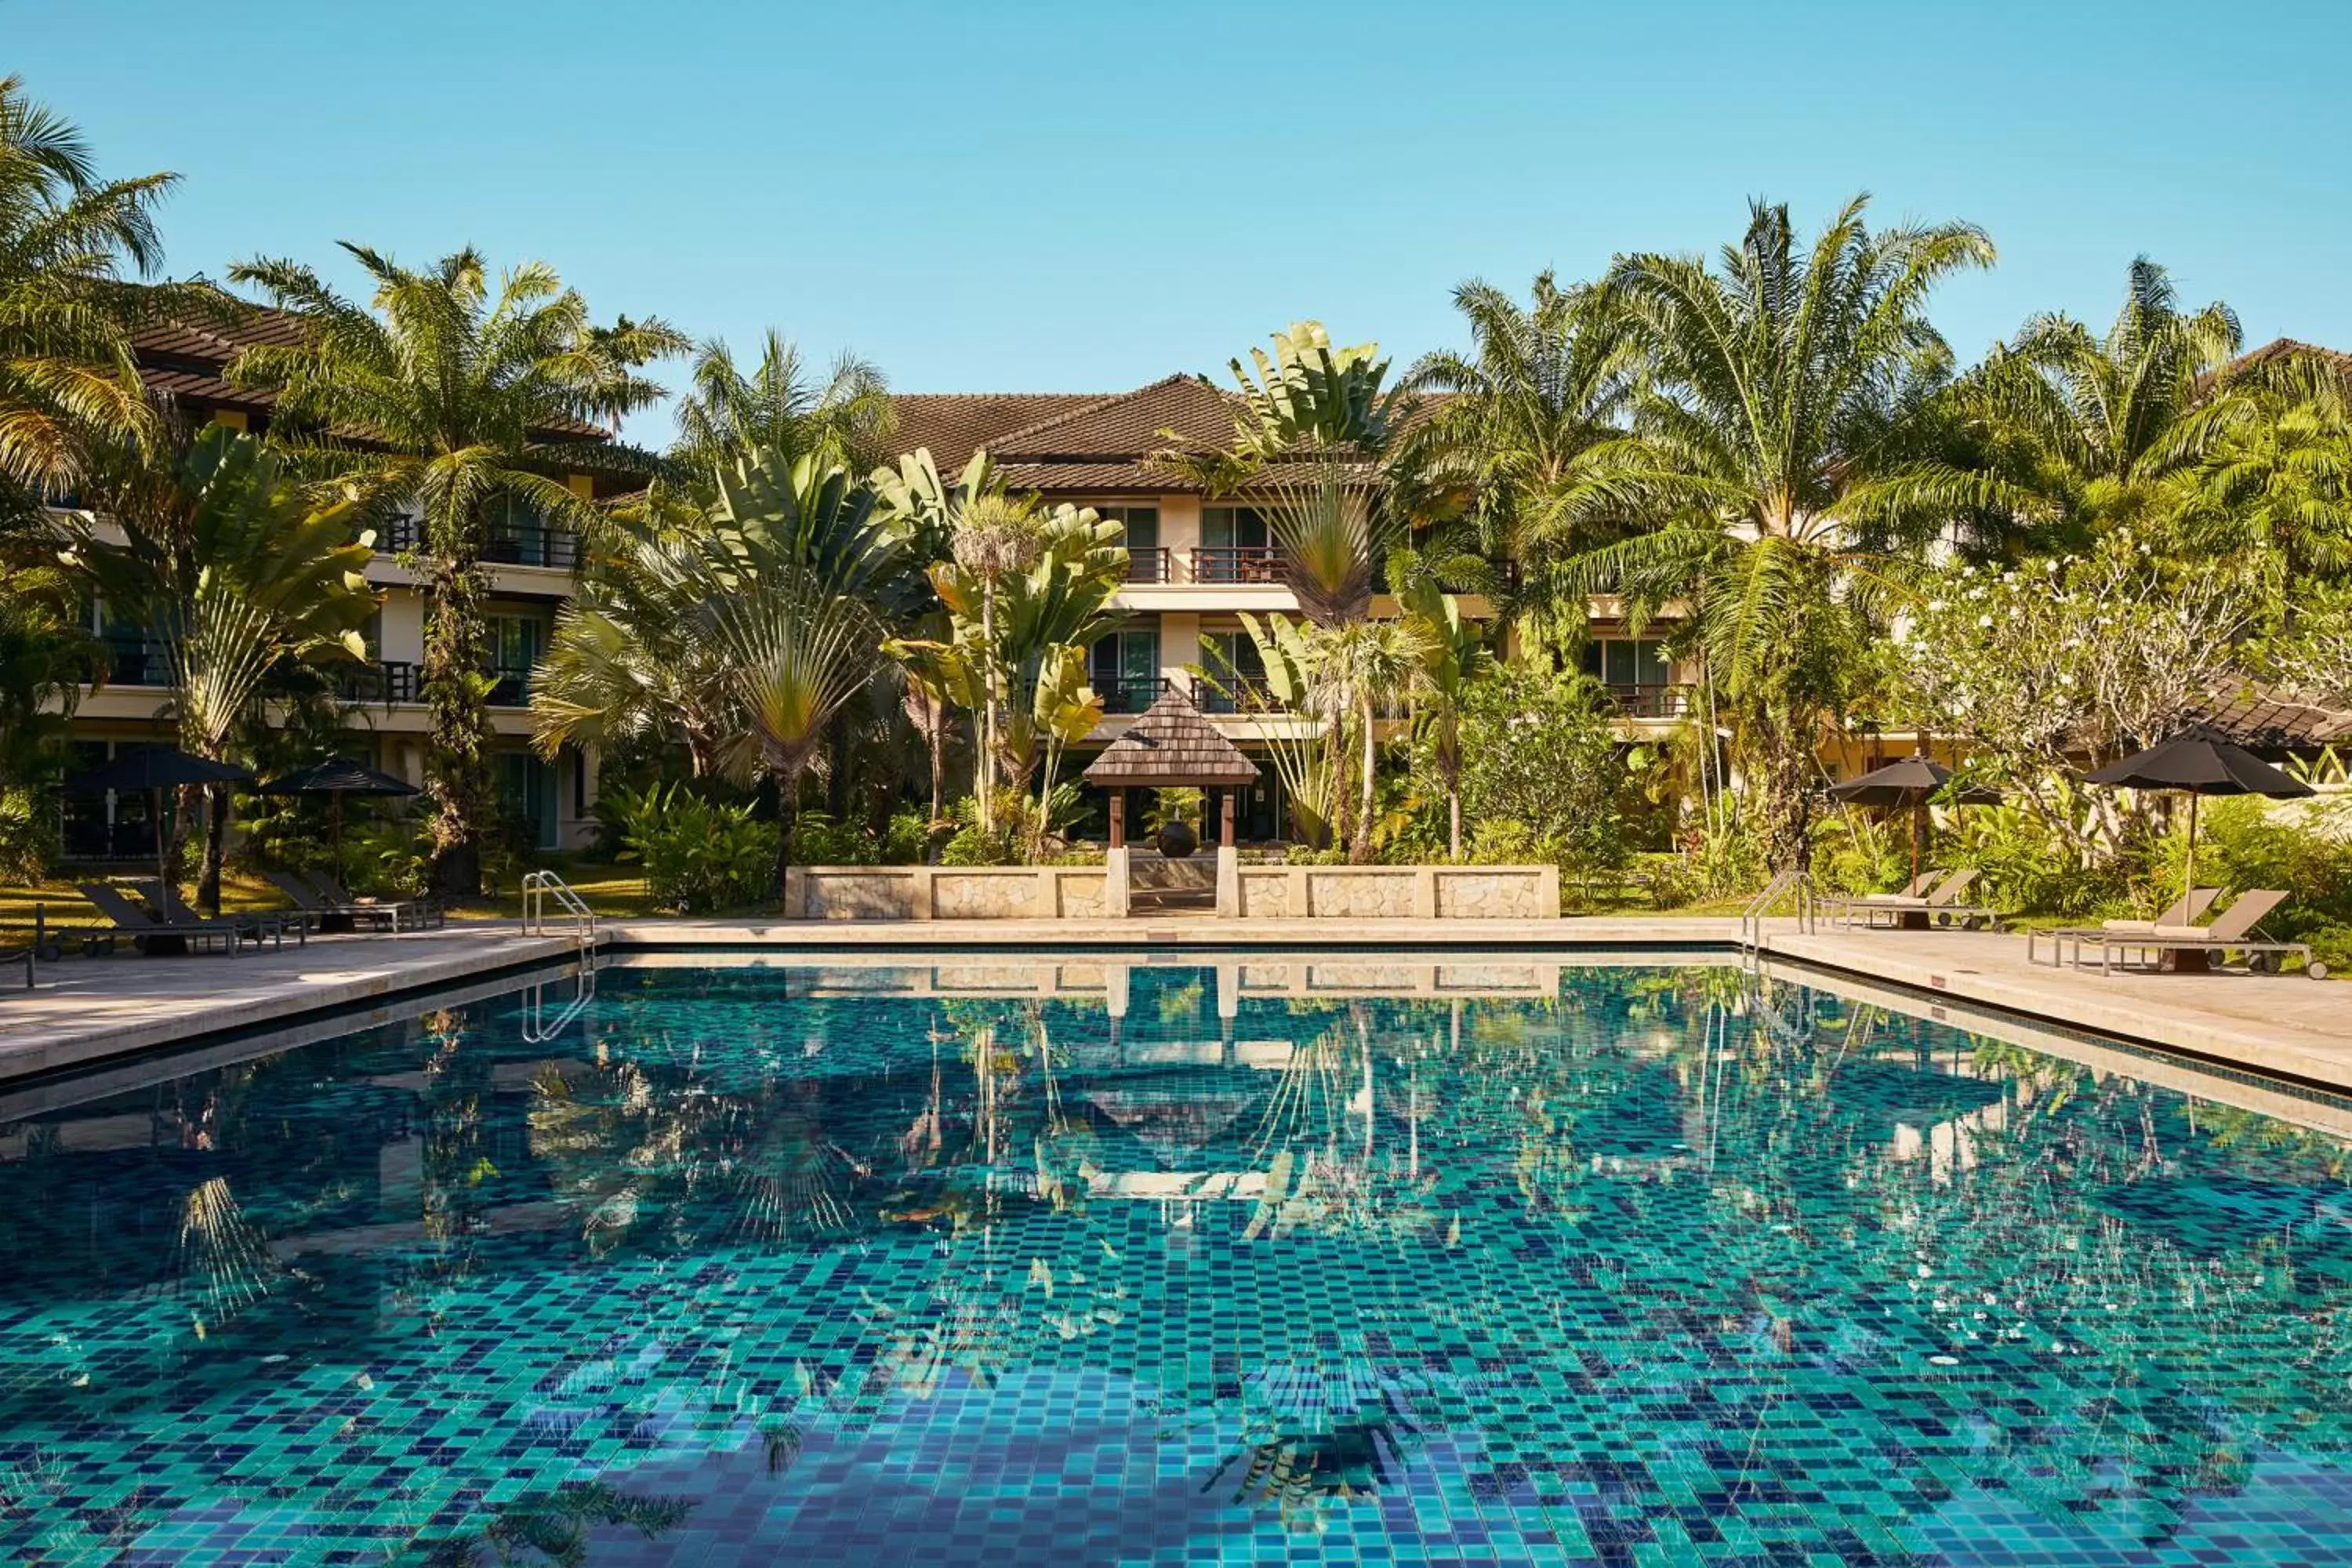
[1083,685,1259,915]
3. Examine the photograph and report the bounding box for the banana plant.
[1235,612,1340,848]
[1027,646,1105,859]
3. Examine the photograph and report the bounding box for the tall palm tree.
[0,74,202,512]
[1565,195,2009,869]
[1398,579,1490,860]
[1307,618,1432,862]
[670,328,895,477]
[1396,273,1637,651]
[67,426,378,911]
[227,245,686,894]
[1970,258,2243,534]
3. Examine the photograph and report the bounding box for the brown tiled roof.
[130,298,609,443]
[1083,684,1261,787]
[2195,682,2352,751]
[999,461,1171,495]
[890,393,1105,470]
[993,375,1240,458]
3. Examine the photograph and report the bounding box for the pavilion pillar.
[1214,786,1240,918]
[1105,789,1131,916]
[1109,790,1124,849]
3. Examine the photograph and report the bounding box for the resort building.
[57,307,619,854]
[891,376,1696,837]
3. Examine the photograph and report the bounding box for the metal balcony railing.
[1190,546,1283,584]
[1122,547,1172,584]
[381,516,580,570]
[93,637,172,687]
[1197,678,1279,714]
[1097,677,1171,715]
[488,667,533,707]
[334,659,419,705]
[1603,684,1693,719]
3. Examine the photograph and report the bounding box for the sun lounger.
[2039,890,2325,978]
[1857,872,1940,902]
[1824,869,2002,930]
[2031,889,2223,965]
[77,882,241,956]
[128,880,306,949]
[277,869,444,934]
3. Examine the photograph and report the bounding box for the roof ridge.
[981,373,1214,455]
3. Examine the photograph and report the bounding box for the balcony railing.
[1603,683,1693,720]
[381,516,580,570]
[1097,676,1170,715]
[1198,677,1279,715]
[1190,546,1283,584]
[93,637,172,688]
[1122,547,1172,584]
[488,667,533,707]
[334,659,419,705]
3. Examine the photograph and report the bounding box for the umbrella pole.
[2185,793,2198,907]
[1911,804,1923,886]
[154,786,171,917]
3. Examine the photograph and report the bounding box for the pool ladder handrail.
[1739,869,1817,956]
[521,868,598,959]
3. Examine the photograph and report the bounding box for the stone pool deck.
[0,914,2344,1094]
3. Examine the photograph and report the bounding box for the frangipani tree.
[68,426,378,910]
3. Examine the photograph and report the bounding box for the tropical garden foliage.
[1,63,2347,943]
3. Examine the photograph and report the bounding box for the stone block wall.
[783,862,1556,920]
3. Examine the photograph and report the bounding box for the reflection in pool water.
[2,956,2350,1565]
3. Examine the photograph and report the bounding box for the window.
[488,613,545,705]
[1200,506,1269,550]
[1090,626,1160,713]
[1091,504,1159,550]
[495,753,561,851]
[1579,637,1671,688]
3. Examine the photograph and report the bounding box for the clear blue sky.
[15,0,2351,441]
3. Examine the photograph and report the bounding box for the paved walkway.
[1,915,2343,1098]
[0,925,586,1080]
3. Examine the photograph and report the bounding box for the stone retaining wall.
[783,862,1557,920]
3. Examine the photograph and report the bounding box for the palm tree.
[1564,195,2009,869]
[67,426,378,911]
[226,245,686,894]
[0,74,209,512]
[670,328,895,477]
[1396,273,1637,652]
[949,493,1045,823]
[1969,258,2241,533]
[1398,579,1490,860]
[1307,618,1432,862]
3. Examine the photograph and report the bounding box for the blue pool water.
[3,956,2351,1565]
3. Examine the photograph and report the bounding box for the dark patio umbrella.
[1827,753,2003,886]
[67,746,254,913]
[256,757,418,863]
[2085,724,2314,902]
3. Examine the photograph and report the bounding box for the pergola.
[1083,684,1261,848]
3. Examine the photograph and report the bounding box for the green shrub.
[609,783,779,913]
[0,788,58,883]
[2151,797,2352,970]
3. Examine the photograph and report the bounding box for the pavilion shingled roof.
[1083,684,1261,788]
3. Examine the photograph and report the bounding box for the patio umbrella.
[256,757,418,863]
[66,745,254,913]
[1827,753,2003,887]
[2085,724,2314,902]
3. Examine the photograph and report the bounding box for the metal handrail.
[1739,869,1815,953]
[521,868,597,956]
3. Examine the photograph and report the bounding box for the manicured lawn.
[0,860,660,939]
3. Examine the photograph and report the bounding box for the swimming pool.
[3,953,2350,1565]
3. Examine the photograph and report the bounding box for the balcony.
[1197,677,1279,715]
[380,517,580,569]
[488,667,533,707]
[333,659,419,705]
[93,637,172,688]
[1189,546,1283,585]
[1123,547,1173,584]
[1097,676,1171,715]
[1602,683,1693,720]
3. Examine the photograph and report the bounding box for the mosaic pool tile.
[1,961,2350,1564]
